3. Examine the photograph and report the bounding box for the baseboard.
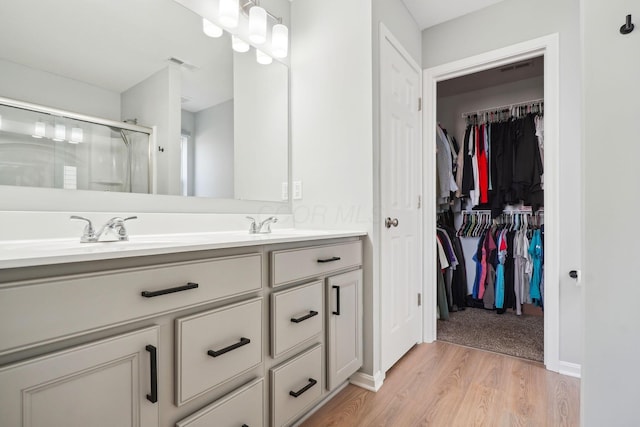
[558,361,582,378]
[349,370,385,392]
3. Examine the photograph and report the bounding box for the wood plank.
[301,342,580,427]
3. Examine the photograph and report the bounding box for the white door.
[0,326,159,427]
[380,26,423,373]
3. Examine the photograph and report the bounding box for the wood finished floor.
[301,341,580,427]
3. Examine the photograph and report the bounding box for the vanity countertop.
[0,229,366,270]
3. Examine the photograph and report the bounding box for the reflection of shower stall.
[0,97,152,193]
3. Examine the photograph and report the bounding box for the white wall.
[422,0,583,368]
[0,59,121,120]
[193,101,234,199]
[121,64,182,196]
[582,0,640,424]
[291,0,374,374]
[291,0,420,385]
[233,51,288,202]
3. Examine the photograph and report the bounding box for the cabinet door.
[326,269,363,390]
[0,326,159,427]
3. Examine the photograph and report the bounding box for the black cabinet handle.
[242,425,249,427]
[332,285,341,315]
[207,337,251,357]
[145,345,158,403]
[569,270,578,279]
[290,310,318,323]
[289,378,317,398]
[317,256,341,263]
[141,282,198,298]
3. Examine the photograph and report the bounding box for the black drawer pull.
[332,285,341,315]
[207,337,251,357]
[317,256,341,263]
[291,310,319,324]
[289,378,317,398]
[242,425,249,427]
[141,282,198,298]
[145,345,158,403]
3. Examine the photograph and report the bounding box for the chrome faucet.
[70,215,137,242]
[246,216,278,234]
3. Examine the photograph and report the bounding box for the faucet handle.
[70,215,96,243]
[124,216,138,222]
[246,216,259,234]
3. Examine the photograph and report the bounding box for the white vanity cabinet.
[0,326,160,427]
[326,269,364,390]
[268,240,363,426]
[0,233,365,427]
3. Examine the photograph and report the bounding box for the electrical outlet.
[281,182,288,201]
[293,181,302,200]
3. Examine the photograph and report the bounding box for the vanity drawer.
[0,253,262,356]
[175,298,263,406]
[176,378,264,427]
[271,241,362,287]
[271,281,323,358]
[270,344,322,427]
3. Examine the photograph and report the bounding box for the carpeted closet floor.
[437,307,544,362]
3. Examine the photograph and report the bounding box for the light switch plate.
[293,181,302,200]
[281,182,288,201]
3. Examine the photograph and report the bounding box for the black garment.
[490,121,516,218]
[461,125,474,197]
[441,225,468,309]
[512,114,544,210]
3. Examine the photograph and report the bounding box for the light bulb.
[249,6,267,44]
[32,121,46,138]
[53,124,66,141]
[202,18,223,38]
[272,24,288,58]
[219,0,239,28]
[232,35,250,53]
[70,127,83,144]
[256,49,273,65]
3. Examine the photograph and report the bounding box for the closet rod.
[461,98,544,119]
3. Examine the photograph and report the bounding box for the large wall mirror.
[0,0,290,209]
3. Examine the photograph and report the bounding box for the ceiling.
[401,0,508,30]
[438,56,544,98]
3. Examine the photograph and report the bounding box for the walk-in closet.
[434,56,545,362]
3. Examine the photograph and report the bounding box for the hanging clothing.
[529,228,544,305]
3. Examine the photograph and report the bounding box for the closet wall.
[437,66,544,295]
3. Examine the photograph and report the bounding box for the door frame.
[378,23,423,375]
[422,34,561,372]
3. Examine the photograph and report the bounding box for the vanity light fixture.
[219,0,239,28]
[271,23,288,58]
[53,123,66,142]
[202,18,223,38]
[32,120,46,138]
[256,49,273,65]
[232,34,250,53]
[248,5,267,44]
[70,127,83,144]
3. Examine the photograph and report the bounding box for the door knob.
[385,217,399,228]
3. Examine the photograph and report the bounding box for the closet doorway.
[422,35,561,371]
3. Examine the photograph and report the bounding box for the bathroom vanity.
[0,230,365,427]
